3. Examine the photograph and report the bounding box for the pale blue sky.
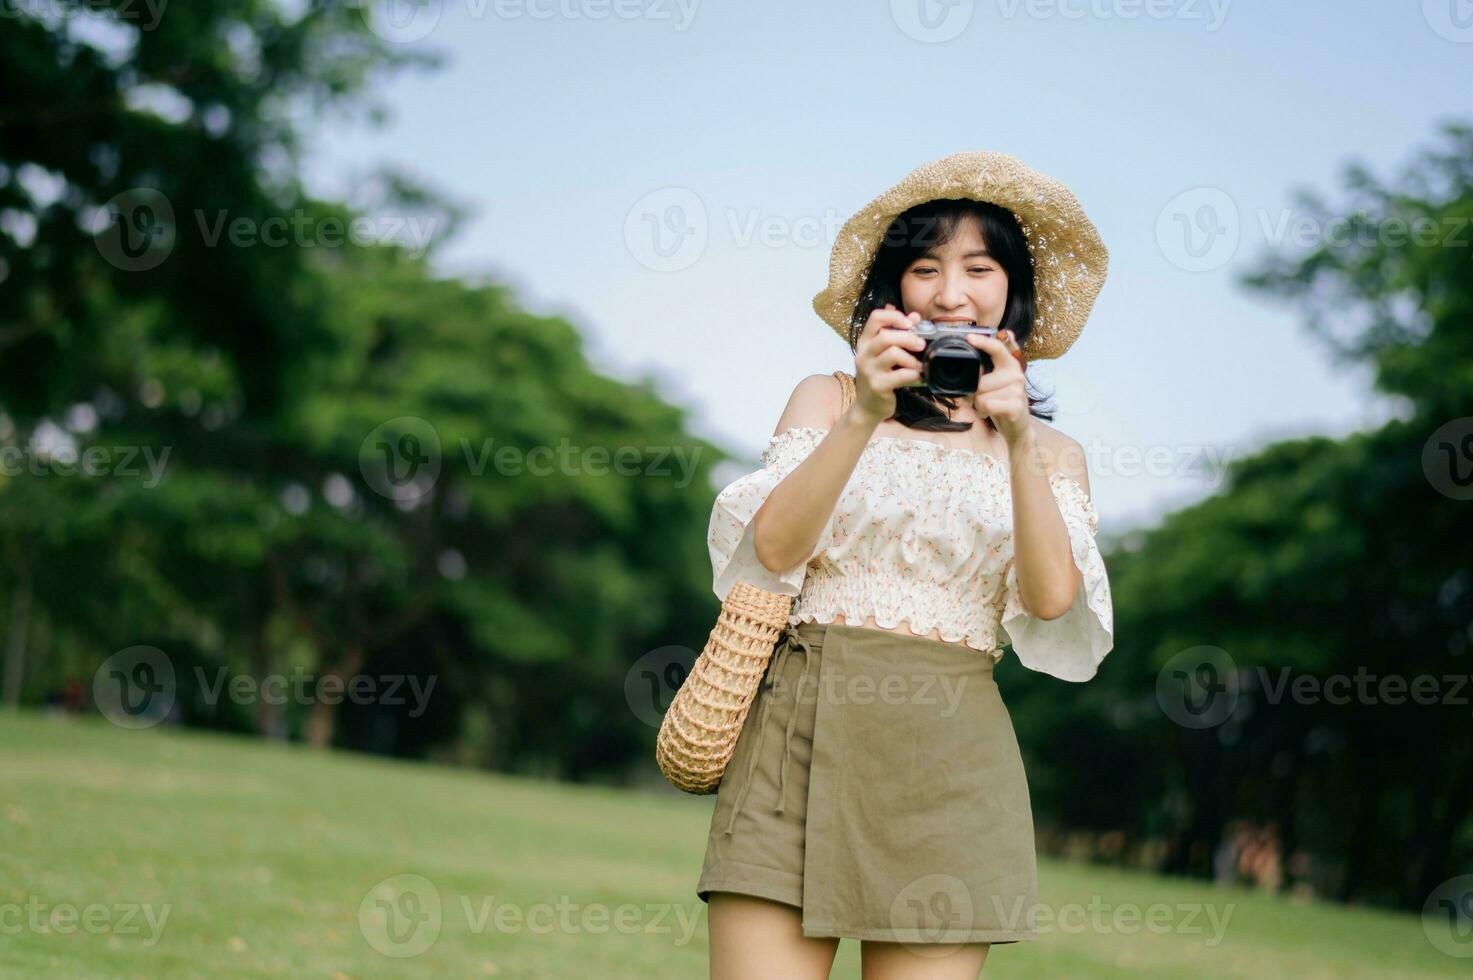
[304,0,1473,533]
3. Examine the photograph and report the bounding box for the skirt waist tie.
[722,623,814,836]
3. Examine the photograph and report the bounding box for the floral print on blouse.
[707,425,1114,682]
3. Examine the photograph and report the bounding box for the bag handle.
[831,370,856,417]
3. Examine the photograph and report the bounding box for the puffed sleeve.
[708,426,837,601]
[999,472,1114,682]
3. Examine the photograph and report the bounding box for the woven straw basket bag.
[656,369,856,793]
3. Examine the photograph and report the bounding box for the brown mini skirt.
[696,619,1040,944]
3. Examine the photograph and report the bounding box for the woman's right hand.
[852,303,925,423]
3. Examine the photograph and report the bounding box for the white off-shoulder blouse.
[707,425,1114,682]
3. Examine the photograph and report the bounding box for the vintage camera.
[900,321,998,396]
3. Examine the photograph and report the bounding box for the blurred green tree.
[1001,121,1473,911]
[0,1,724,782]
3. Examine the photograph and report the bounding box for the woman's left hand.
[967,328,1031,446]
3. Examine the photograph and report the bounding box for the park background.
[1,0,1471,976]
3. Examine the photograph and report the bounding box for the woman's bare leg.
[708,892,840,980]
[860,939,990,979]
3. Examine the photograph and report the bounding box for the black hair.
[847,198,1055,434]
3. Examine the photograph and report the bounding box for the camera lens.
[932,358,971,392]
[926,339,981,396]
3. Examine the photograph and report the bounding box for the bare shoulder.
[1029,418,1091,497]
[770,373,844,438]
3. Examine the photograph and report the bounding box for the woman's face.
[898,214,1009,328]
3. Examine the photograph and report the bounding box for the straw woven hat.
[812,150,1109,361]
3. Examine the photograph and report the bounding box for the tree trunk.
[1271,739,1303,894]
[1411,740,1473,907]
[2,578,32,708]
[1164,730,1227,878]
[1408,747,1439,903]
[305,643,363,749]
[250,616,285,740]
[1338,738,1384,903]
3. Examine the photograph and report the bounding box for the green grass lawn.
[0,711,1464,978]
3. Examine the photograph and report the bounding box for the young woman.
[696,151,1114,979]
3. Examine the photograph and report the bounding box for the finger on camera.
[861,321,914,351]
[967,330,1011,351]
[969,331,1023,365]
[975,365,1020,388]
[864,307,907,336]
[872,333,919,359]
[971,338,1022,372]
[865,306,918,340]
[861,328,921,364]
[877,327,925,354]
[880,368,922,390]
[878,345,923,372]
[874,338,918,361]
